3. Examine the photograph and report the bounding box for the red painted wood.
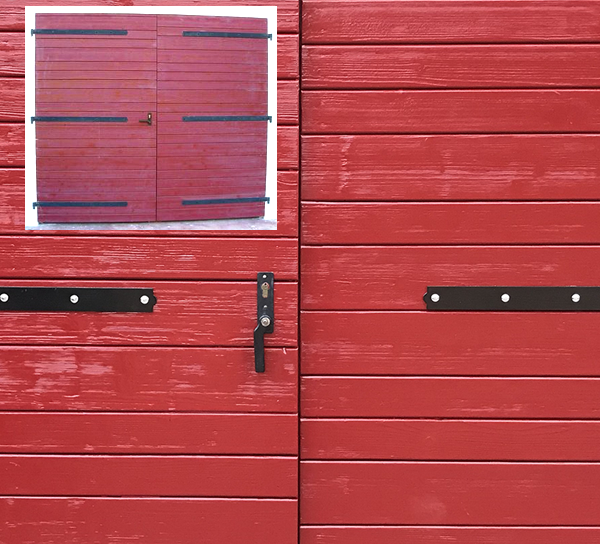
[0,455,297,497]
[279,34,299,79]
[0,77,24,120]
[301,377,600,418]
[0,32,23,76]
[37,88,157,103]
[36,13,158,30]
[302,0,600,44]
[0,280,297,346]
[278,126,299,170]
[35,37,156,49]
[0,347,296,412]
[302,203,600,244]
[301,311,600,376]
[302,90,600,134]
[0,498,297,544]
[301,134,600,201]
[301,246,600,309]
[0,412,297,454]
[302,45,600,89]
[0,6,23,31]
[0,124,24,165]
[36,60,157,72]
[301,462,600,525]
[300,527,600,544]
[278,80,299,124]
[301,419,600,461]
[38,70,157,81]
[0,169,24,230]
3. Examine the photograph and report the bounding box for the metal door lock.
[254,272,274,372]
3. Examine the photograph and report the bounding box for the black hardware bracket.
[33,201,128,209]
[182,115,272,123]
[183,31,272,40]
[31,116,128,124]
[254,272,274,372]
[0,287,156,313]
[182,197,269,206]
[424,286,600,311]
[32,29,128,36]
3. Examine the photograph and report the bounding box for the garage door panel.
[0,280,296,346]
[301,419,600,461]
[0,347,296,412]
[36,60,157,72]
[0,498,297,544]
[0,412,297,454]
[0,455,297,497]
[37,202,157,224]
[36,88,156,103]
[301,246,600,310]
[301,377,600,418]
[35,37,156,49]
[36,47,156,63]
[301,311,600,376]
[301,462,600,525]
[158,14,267,32]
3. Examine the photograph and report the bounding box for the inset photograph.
[25,6,277,230]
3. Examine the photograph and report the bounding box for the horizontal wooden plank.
[278,79,298,124]
[36,60,157,72]
[0,78,24,120]
[34,102,155,113]
[0,346,296,412]
[302,0,600,44]
[301,419,600,461]
[8,1,298,33]
[37,88,157,103]
[0,32,23,76]
[0,412,297,454]
[302,44,600,89]
[0,497,296,544]
[301,134,600,201]
[157,155,265,171]
[301,246,600,310]
[0,124,24,165]
[35,38,156,49]
[156,201,268,222]
[37,79,157,90]
[278,33,298,79]
[301,203,600,244]
[157,90,267,105]
[36,48,156,63]
[302,90,600,134]
[301,377,600,418]
[38,146,156,158]
[301,461,600,525]
[0,237,296,278]
[0,455,297,497]
[158,14,266,31]
[157,80,268,92]
[38,70,157,81]
[0,280,297,346]
[301,526,600,544]
[279,125,299,169]
[157,39,267,54]
[300,312,600,376]
[35,13,158,31]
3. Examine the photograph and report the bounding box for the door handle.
[139,112,152,125]
[254,272,274,373]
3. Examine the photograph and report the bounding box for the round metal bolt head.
[501,293,510,303]
[260,316,271,327]
[430,293,440,303]
[140,295,150,305]
[0,293,8,303]
[572,293,581,303]
[70,294,79,304]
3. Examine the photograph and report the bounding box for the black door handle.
[254,272,274,372]
[139,112,152,125]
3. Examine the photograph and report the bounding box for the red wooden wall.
[0,1,299,543]
[300,1,600,542]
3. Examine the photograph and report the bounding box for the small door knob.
[139,112,152,125]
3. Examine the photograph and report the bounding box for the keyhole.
[261,282,270,298]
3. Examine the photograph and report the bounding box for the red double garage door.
[34,13,270,223]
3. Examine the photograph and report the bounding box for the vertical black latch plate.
[254,272,274,372]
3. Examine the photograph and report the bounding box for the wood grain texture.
[302,0,600,44]
[301,377,600,418]
[0,124,24,165]
[278,33,299,79]
[0,412,297,454]
[278,126,299,170]
[302,90,600,134]
[302,45,600,89]
[0,32,23,76]
[0,455,297,497]
[0,497,297,544]
[301,419,600,461]
[301,461,600,525]
[301,246,600,309]
[0,237,297,279]
[301,311,600,376]
[278,79,299,124]
[301,134,600,201]
[0,347,297,412]
[0,280,297,346]
[0,77,24,120]
[302,203,600,244]
[300,527,600,544]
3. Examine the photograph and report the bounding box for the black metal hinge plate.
[0,288,156,312]
[424,286,600,311]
